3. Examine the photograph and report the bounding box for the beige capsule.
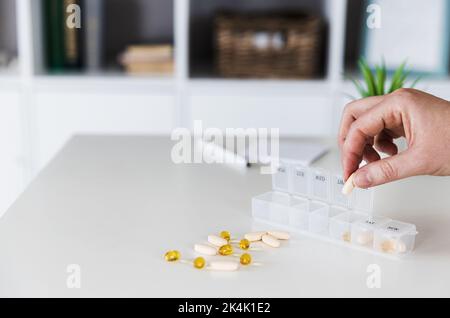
[244,231,267,242]
[341,173,355,195]
[267,231,290,240]
[207,235,228,247]
[262,234,281,248]
[209,261,240,271]
[194,244,217,256]
[356,233,373,246]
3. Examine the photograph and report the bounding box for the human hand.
[339,88,450,188]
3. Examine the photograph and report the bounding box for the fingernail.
[354,171,372,188]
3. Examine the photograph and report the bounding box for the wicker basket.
[215,11,324,79]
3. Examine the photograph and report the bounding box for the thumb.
[353,151,418,188]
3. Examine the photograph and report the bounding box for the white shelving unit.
[0,0,449,217]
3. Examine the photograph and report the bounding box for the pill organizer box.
[252,161,418,258]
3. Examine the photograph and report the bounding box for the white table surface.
[1,136,450,297]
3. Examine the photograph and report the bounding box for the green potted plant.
[350,58,421,98]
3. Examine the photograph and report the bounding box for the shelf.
[0,0,18,73]
[35,0,175,75]
[32,73,176,95]
[188,78,333,97]
[189,0,329,80]
[104,0,174,66]
[344,0,365,72]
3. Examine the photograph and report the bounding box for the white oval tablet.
[396,241,407,253]
[194,244,217,256]
[207,235,228,247]
[341,173,355,195]
[244,231,266,242]
[356,233,372,245]
[262,234,280,248]
[209,261,239,271]
[267,231,290,240]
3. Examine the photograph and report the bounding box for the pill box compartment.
[329,211,367,242]
[351,215,392,247]
[373,221,417,255]
[291,164,310,197]
[252,191,308,226]
[311,169,330,201]
[309,204,344,236]
[331,174,351,208]
[288,197,312,231]
[271,161,290,193]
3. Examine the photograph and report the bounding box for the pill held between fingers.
[208,235,228,247]
[194,244,217,256]
[267,231,290,240]
[244,232,266,242]
[209,261,240,271]
[341,173,355,195]
[244,231,267,242]
[261,234,281,248]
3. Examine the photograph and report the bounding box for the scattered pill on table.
[268,231,290,240]
[244,231,266,242]
[209,261,239,271]
[218,244,234,256]
[239,238,251,250]
[240,253,252,266]
[193,257,206,269]
[220,230,231,241]
[194,244,217,256]
[164,250,181,262]
[262,234,281,248]
[208,235,228,247]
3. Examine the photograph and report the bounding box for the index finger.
[342,99,401,179]
[338,95,384,149]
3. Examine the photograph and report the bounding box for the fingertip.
[353,169,372,188]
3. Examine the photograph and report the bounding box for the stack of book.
[44,0,103,72]
[119,45,174,76]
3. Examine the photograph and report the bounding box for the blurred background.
[0,0,449,215]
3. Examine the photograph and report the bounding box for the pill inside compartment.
[351,215,392,247]
[252,191,307,226]
[329,210,367,243]
[373,220,417,255]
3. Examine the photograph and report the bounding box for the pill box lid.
[378,220,418,235]
[350,186,374,213]
[270,161,374,212]
[309,168,331,202]
[354,215,392,229]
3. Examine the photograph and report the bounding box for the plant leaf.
[358,58,376,96]
[388,61,407,93]
[351,78,368,98]
[410,76,422,89]
[375,63,386,95]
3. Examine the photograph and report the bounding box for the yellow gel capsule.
[240,253,252,266]
[193,257,206,269]
[164,250,181,262]
[239,238,250,250]
[220,231,231,241]
[218,244,233,256]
